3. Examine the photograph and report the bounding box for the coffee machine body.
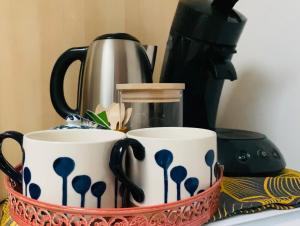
[161,0,287,177]
[160,0,246,130]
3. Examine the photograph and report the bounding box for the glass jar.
[116,83,185,130]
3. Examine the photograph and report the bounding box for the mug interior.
[127,127,216,140]
[25,129,125,143]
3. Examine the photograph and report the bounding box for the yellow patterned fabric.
[0,200,17,226]
[212,169,300,221]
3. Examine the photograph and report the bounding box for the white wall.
[217,0,300,170]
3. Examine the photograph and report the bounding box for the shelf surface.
[207,208,300,226]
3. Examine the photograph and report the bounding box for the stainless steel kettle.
[50,33,157,118]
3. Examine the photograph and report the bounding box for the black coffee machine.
[160,0,286,176]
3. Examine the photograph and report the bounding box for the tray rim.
[4,164,223,214]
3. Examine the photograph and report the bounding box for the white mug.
[110,127,217,206]
[0,129,145,208]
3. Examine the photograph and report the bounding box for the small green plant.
[85,110,111,130]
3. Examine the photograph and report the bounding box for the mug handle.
[0,131,24,185]
[109,138,145,203]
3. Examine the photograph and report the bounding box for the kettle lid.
[94,33,140,42]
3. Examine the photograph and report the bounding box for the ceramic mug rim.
[127,127,216,141]
[24,129,126,144]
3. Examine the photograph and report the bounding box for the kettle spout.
[143,45,157,73]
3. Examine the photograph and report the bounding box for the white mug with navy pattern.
[0,129,144,208]
[110,127,217,206]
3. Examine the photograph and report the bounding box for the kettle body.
[50,33,157,118]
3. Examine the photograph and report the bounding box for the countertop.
[207,208,300,226]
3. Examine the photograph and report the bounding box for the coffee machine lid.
[171,0,247,46]
[94,33,140,42]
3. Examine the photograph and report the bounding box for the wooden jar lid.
[116,83,185,90]
[116,83,185,103]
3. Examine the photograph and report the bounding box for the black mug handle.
[0,131,24,185]
[50,47,88,118]
[109,138,145,203]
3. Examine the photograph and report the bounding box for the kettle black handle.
[0,131,24,185]
[50,47,88,118]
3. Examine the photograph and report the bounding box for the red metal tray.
[4,166,222,226]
